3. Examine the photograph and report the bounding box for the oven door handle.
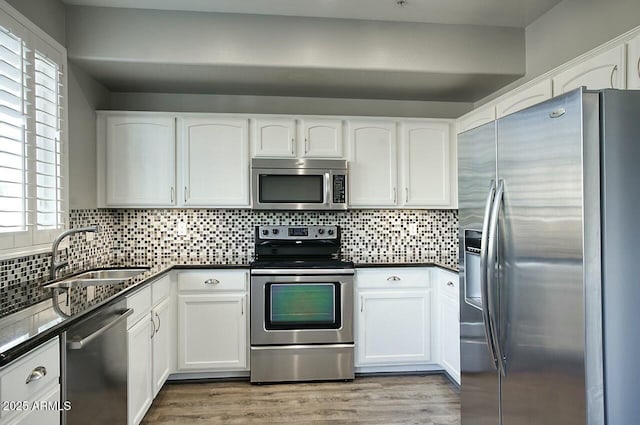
[250,268,355,276]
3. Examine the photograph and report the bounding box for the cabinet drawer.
[178,270,248,292]
[356,268,430,289]
[0,338,60,419]
[126,285,152,328]
[441,275,459,300]
[152,275,171,306]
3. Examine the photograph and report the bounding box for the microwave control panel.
[333,175,346,204]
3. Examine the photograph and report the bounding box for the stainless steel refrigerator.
[458,88,640,425]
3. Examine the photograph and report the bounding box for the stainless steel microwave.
[251,158,348,210]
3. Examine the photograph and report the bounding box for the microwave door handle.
[324,172,330,205]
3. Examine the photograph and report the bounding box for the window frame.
[0,1,68,260]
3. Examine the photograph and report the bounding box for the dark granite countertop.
[0,261,249,367]
[354,262,458,273]
[0,260,455,367]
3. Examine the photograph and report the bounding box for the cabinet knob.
[204,278,220,285]
[25,366,47,384]
[447,281,455,287]
[387,275,401,282]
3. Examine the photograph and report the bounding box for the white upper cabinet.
[457,103,496,134]
[553,44,626,94]
[496,79,553,118]
[400,122,451,207]
[180,117,249,207]
[348,121,398,207]
[628,34,640,89]
[299,119,343,158]
[103,115,176,206]
[252,118,296,157]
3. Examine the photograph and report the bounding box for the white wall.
[67,63,110,209]
[108,92,472,118]
[478,0,640,106]
[4,0,65,46]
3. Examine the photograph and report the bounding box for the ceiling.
[61,0,562,28]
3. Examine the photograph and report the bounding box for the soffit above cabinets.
[66,5,527,103]
[61,0,562,28]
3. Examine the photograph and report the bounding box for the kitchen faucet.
[50,225,100,280]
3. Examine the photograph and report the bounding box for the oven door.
[252,168,346,210]
[250,273,354,345]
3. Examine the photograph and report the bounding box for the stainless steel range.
[250,225,354,383]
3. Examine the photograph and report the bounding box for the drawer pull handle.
[387,276,401,282]
[204,278,220,285]
[25,366,47,384]
[447,281,455,287]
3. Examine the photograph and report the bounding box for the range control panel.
[257,225,339,240]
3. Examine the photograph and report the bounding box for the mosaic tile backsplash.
[1,208,458,317]
[0,210,117,317]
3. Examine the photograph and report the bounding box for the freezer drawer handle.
[68,308,134,350]
[204,278,220,285]
[25,366,47,384]
[386,276,401,282]
[446,281,454,287]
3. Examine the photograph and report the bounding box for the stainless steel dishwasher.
[62,299,132,425]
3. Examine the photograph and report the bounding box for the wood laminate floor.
[142,374,460,425]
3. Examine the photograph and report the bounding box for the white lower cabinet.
[177,294,247,370]
[126,275,173,425]
[0,338,60,425]
[151,297,171,396]
[357,290,432,365]
[176,270,249,372]
[5,386,60,425]
[355,266,461,383]
[355,268,434,368]
[127,315,153,425]
[436,269,460,383]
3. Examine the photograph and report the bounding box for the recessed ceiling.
[61,0,562,28]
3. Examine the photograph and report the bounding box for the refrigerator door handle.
[480,179,498,367]
[487,179,507,376]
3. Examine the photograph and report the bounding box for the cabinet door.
[105,115,176,206]
[6,385,60,425]
[553,44,626,94]
[440,293,460,383]
[177,293,247,370]
[253,118,296,157]
[181,117,249,206]
[348,121,397,207]
[300,119,343,158]
[628,34,640,89]
[401,122,451,207]
[151,298,171,397]
[457,103,496,134]
[127,317,153,425]
[496,79,553,118]
[356,290,431,366]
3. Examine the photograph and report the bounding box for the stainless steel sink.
[46,267,149,289]
[73,268,148,281]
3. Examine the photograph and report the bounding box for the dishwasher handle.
[68,308,133,350]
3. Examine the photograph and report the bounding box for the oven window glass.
[259,175,324,203]
[266,283,341,329]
